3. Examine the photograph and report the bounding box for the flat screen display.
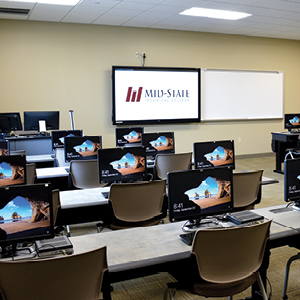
[64,136,102,162]
[115,127,144,147]
[193,140,235,170]
[112,66,201,125]
[284,114,300,131]
[51,130,83,149]
[98,147,147,183]
[0,113,22,134]
[284,158,300,203]
[0,155,26,188]
[24,111,59,131]
[168,168,233,223]
[142,132,175,158]
[0,183,53,247]
[0,141,9,156]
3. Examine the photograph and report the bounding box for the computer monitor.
[65,136,102,162]
[0,113,22,135]
[0,155,26,188]
[98,147,147,183]
[168,168,233,231]
[142,132,174,159]
[51,130,83,150]
[24,111,60,131]
[115,127,144,147]
[284,158,300,208]
[0,141,9,156]
[0,183,54,258]
[284,114,300,132]
[193,140,235,170]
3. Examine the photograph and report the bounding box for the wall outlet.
[238,137,242,143]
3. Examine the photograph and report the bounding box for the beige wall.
[1,19,300,155]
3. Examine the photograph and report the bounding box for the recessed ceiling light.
[180,7,252,20]
[7,0,80,5]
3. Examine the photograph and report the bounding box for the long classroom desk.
[69,204,300,300]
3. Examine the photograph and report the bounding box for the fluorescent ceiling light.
[180,7,252,20]
[7,0,80,5]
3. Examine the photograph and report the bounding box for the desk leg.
[102,270,112,300]
[274,142,283,174]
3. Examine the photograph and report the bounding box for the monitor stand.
[0,243,36,260]
[182,218,216,232]
[291,200,300,211]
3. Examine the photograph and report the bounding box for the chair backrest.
[0,246,108,300]
[52,189,61,227]
[109,180,166,225]
[26,163,37,184]
[54,148,70,167]
[191,219,271,284]
[154,152,192,180]
[233,169,263,210]
[69,159,105,189]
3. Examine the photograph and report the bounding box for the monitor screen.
[115,127,144,147]
[284,158,300,205]
[112,66,201,125]
[142,132,175,158]
[0,183,53,251]
[0,155,26,188]
[193,140,235,170]
[24,111,60,131]
[98,147,147,183]
[65,136,102,162]
[51,130,83,150]
[168,168,233,224]
[284,114,300,131]
[0,141,9,156]
[0,113,22,134]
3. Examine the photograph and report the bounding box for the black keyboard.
[101,191,109,199]
[180,231,196,246]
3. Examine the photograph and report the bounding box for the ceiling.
[1,0,300,40]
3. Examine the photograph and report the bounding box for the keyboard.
[180,231,196,246]
[101,191,109,199]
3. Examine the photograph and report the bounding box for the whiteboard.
[201,69,284,121]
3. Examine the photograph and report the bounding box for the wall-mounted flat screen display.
[64,136,102,162]
[112,66,200,125]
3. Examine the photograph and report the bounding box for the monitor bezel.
[167,168,233,223]
[112,66,201,125]
[24,111,60,131]
[193,140,235,170]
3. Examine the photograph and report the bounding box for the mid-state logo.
[126,87,143,102]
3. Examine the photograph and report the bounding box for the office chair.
[232,169,263,211]
[0,246,110,300]
[154,152,192,180]
[164,220,272,300]
[54,148,69,167]
[69,159,106,189]
[26,163,37,184]
[98,180,166,231]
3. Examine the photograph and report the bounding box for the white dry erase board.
[201,69,284,121]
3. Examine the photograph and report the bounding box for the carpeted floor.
[67,153,300,300]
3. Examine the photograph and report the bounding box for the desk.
[69,204,300,300]
[271,132,299,173]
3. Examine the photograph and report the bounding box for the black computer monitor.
[0,141,9,156]
[115,127,144,147]
[0,113,22,134]
[98,147,147,183]
[193,140,235,170]
[168,168,233,231]
[24,111,60,131]
[284,114,300,132]
[142,132,174,159]
[284,158,300,208]
[0,183,54,258]
[51,130,83,150]
[0,155,26,188]
[65,136,102,162]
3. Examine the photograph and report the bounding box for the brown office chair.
[69,159,106,189]
[232,169,263,211]
[26,163,37,184]
[164,220,272,300]
[98,180,166,230]
[154,152,192,180]
[0,246,110,300]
